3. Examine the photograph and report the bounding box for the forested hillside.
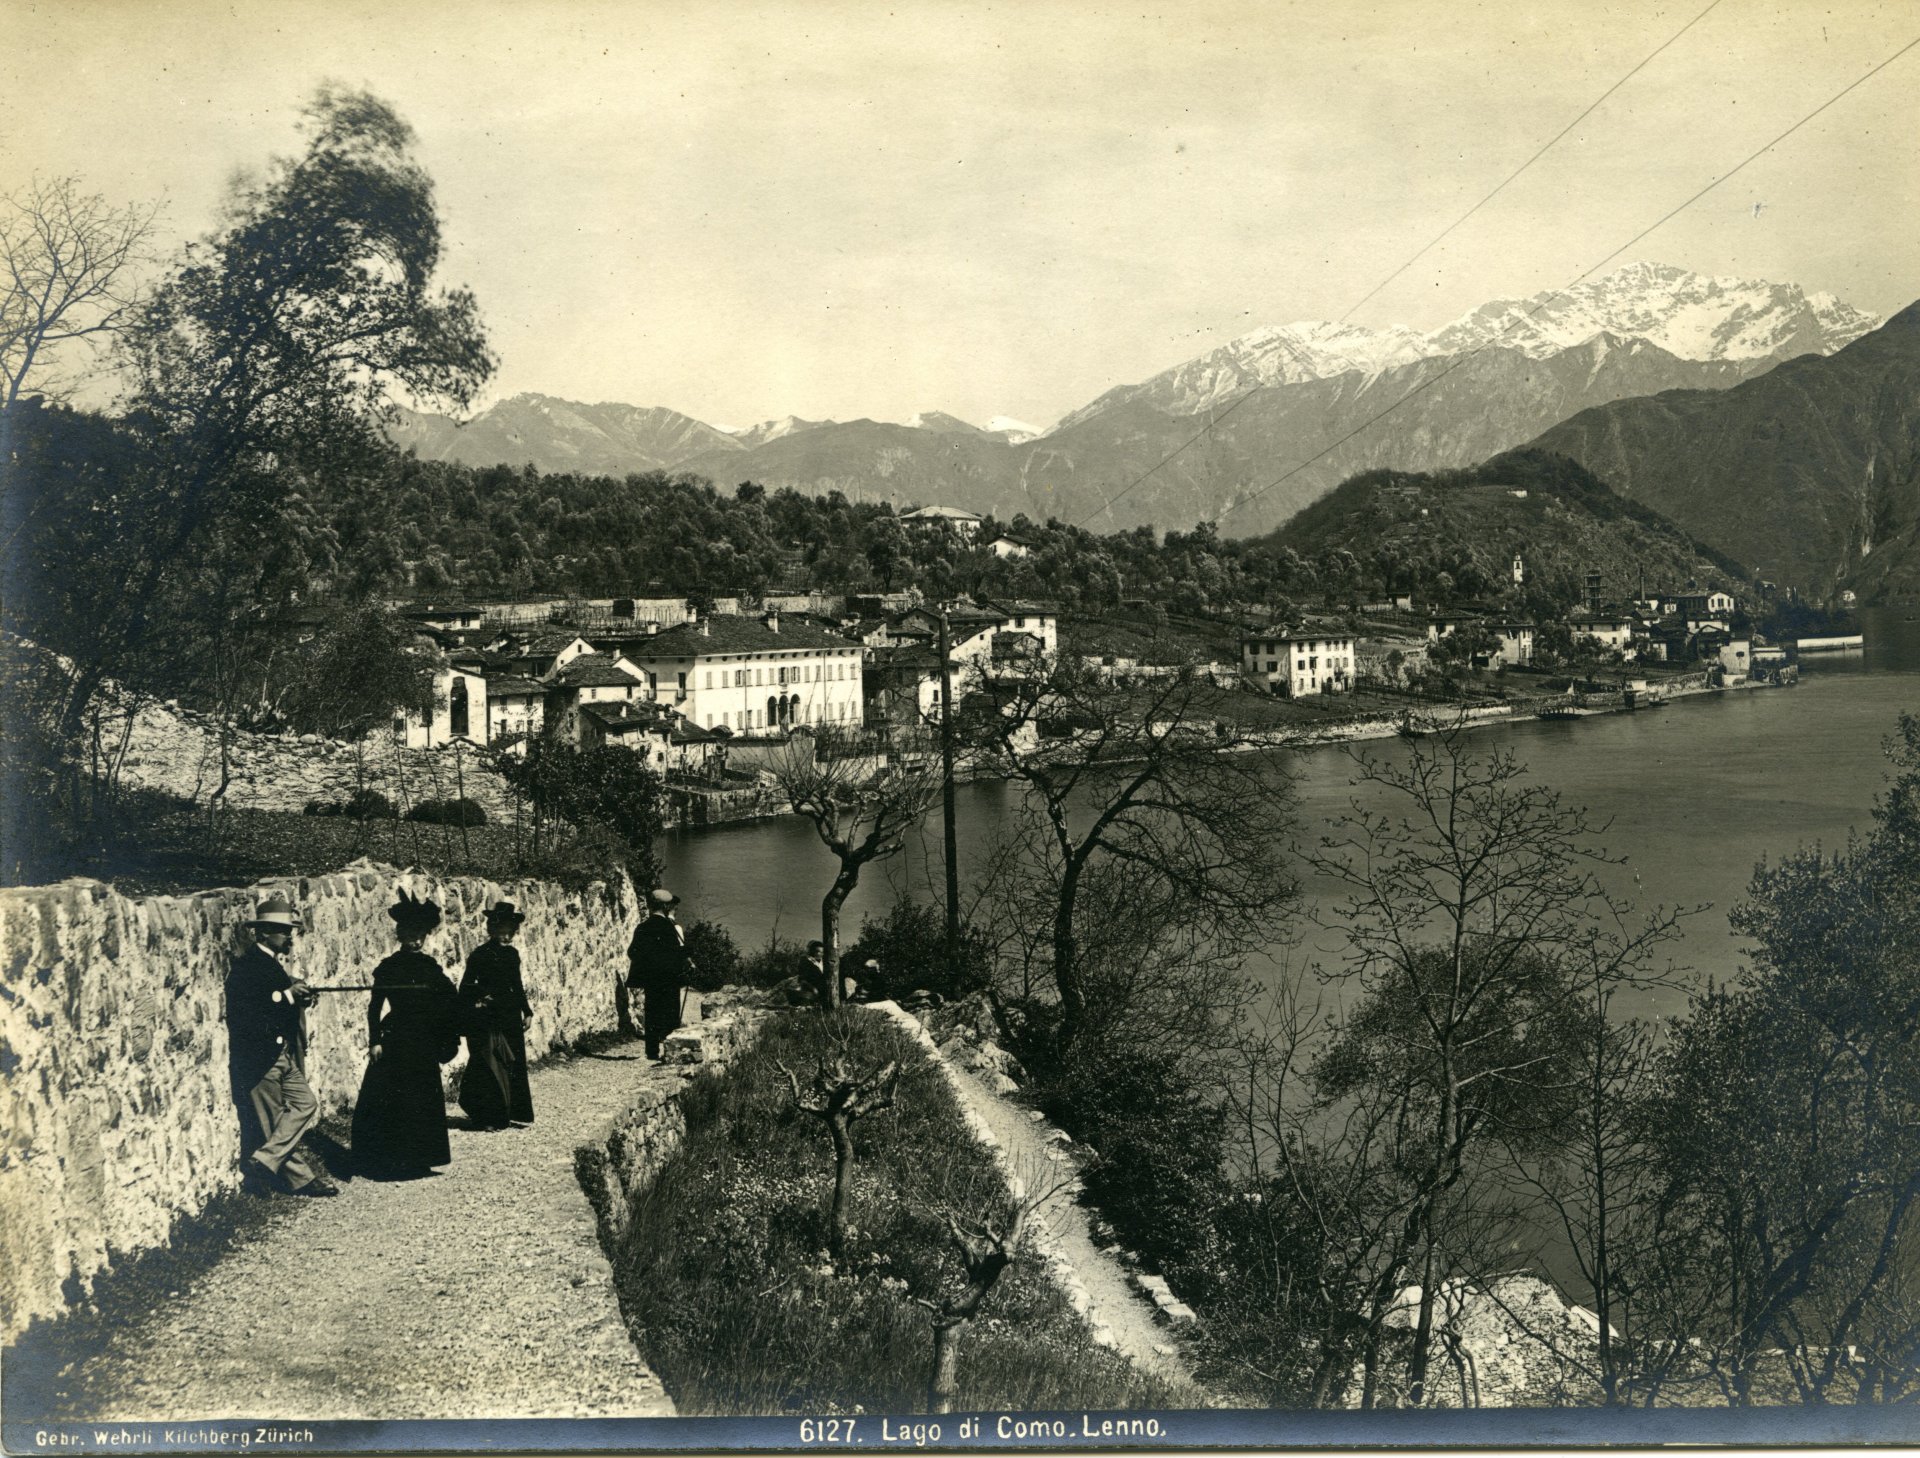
[1263,449,1751,611]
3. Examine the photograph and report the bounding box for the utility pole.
[937,606,960,963]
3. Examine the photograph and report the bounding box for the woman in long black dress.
[351,889,460,1179]
[458,900,534,1129]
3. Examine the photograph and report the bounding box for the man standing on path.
[225,895,339,1197]
[626,888,693,1060]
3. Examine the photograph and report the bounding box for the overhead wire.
[1072,0,1729,530]
[1209,28,1920,529]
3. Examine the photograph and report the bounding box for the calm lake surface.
[661,607,1920,1015]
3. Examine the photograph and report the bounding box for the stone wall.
[111,697,516,819]
[577,1008,768,1251]
[0,862,639,1341]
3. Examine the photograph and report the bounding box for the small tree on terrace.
[766,726,939,1009]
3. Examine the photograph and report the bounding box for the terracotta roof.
[487,674,546,697]
[581,702,661,734]
[636,614,861,657]
[551,653,645,688]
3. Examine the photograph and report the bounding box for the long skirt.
[351,1044,451,1176]
[459,1027,533,1127]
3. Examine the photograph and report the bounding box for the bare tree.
[963,656,1297,1061]
[766,726,939,1008]
[1304,721,1683,1407]
[913,1163,1082,1414]
[779,1045,900,1259]
[2,175,161,410]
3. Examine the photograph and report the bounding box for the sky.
[5,0,1916,431]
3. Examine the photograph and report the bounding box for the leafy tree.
[964,659,1297,1063]
[1640,777,1920,1404]
[1299,723,1681,1406]
[490,738,665,888]
[37,86,492,760]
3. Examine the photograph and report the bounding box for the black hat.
[484,900,525,928]
[388,888,443,936]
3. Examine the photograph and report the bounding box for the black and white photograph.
[1,0,1917,1449]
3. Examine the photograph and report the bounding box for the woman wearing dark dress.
[351,889,460,1179]
[458,900,534,1129]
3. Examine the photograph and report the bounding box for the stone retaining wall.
[111,697,516,820]
[577,1008,769,1249]
[0,862,639,1341]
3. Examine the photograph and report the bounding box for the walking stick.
[272,983,431,1001]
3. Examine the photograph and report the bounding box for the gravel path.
[55,1041,676,1421]
[931,1052,1198,1388]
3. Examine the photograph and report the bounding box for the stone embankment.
[111,696,516,819]
[0,862,640,1342]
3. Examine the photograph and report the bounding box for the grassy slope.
[605,1009,1199,1416]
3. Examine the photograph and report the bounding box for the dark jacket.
[460,941,531,1033]
[225,941,305,1094]
[626,914,689,990]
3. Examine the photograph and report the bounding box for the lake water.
[660,607,1920,1015]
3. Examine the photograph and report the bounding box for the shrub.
[345,788,396,820]
[682,918,742,991]
[740,938,810,990]
[404,796,487,826]
[1031,1048,1234,1309]
[846,898,990,1003]
[301,798,341,817]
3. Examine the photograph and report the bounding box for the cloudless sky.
[5,0,1915,429]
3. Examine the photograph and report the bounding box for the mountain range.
[1529,301,1920,601]
[386,264,1889,570]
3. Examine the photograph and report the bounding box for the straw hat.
[247,894,303,931]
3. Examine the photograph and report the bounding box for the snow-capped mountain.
[726,415,833,449]
[986,415,1043,443]
[1063,263,1879,423]
[1060,320,1430,427]
[1427,261,1880,363]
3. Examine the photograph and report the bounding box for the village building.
[1356,636,1430,685]
[503,632,596,680]
[1487,622,1536,668]
[899,504,984,539]
[1574,615,1637,656]
[984,530,1036,560]
[485,673,547,745]
[574,699,727,777]
[1427,615,1535,669]
[620,611,866,734]
[396,660,491,748]
[863,646,945,736]
[543,651,651,743]
[1241,629,1357,697]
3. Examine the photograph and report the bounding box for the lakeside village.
[241,506,1861,825]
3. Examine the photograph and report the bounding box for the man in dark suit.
[626,888,693,1059]
[225,895,338,1197]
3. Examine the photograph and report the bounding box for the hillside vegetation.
[1262,449,1749,610]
